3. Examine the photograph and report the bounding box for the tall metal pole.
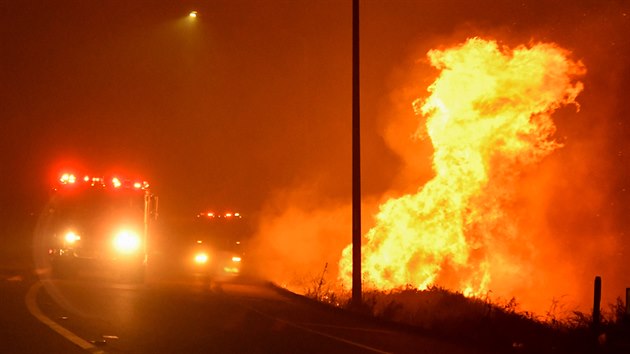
[352,0,362,307]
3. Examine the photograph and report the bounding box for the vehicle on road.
[188,211,247,280]
[41,172,158,282]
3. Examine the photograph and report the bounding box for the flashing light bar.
[196,211,242,219]
[57,172,149,190]
[60,173,77,184]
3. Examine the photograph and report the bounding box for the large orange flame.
[339,38,585,297]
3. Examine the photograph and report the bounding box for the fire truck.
[188,211,247,279]
[43,172,158,282]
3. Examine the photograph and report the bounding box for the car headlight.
[113,230,141,253]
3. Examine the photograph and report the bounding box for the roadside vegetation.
[296,269,630,354]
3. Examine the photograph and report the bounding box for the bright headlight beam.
[194,252,209,264]
[113,230,141,253]
[64,231,80,244]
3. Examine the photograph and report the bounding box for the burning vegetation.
[252,22,627,326]
[339,38,586,301]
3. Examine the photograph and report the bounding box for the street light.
[188,11,198,19]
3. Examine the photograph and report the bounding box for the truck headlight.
[113,230,141,253]
[194,252,209,264]
[64,231,81,244]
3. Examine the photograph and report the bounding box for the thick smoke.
[246,188,353,292]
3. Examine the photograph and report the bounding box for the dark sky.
[2,0,356,219]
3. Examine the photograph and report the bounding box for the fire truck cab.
[188,211,247,280]
[44,173,158,282]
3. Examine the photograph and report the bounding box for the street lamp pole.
[352,0,362,307]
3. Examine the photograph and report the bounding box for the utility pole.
[592,276,602,332]
[352,0,362,307]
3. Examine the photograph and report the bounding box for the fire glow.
[339,38,586,297]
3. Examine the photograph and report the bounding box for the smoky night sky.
[2,1,630,309]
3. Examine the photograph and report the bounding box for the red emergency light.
[196,211,242,219]
[57,172,149,190]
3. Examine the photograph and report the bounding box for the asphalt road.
[1,269,484,354]
[0,275,86,354]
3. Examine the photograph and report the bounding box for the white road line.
[25,281,105,354]
[297,322,397,334]
[240,302,393,354]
